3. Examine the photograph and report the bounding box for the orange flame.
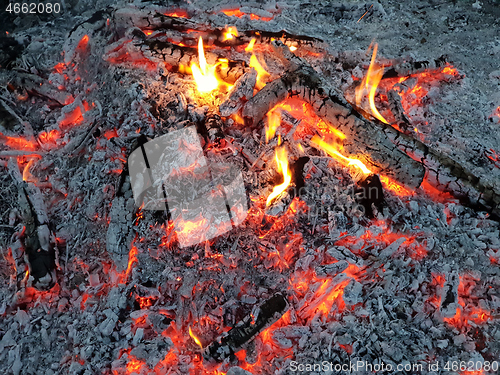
[311,135,372,175]
[191,37,219,93]
[22,159,36,182]
[188,326,203,349]
[266,147,292,206]
[355,43,388,124]
[222,26,238,41]
[249,54,270,90]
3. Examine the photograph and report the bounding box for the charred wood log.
[387,88,412,133]
[219,69,257,117]
[203,293,288,362]
[8,72,73,106]
[382,55,450,80]
[7,159,56,290]
[243,45,425,189]
[255,41,500,215]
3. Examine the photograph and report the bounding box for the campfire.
[0,1,499,375]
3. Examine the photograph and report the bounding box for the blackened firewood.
[355,174,385,219]
[7,159,56,290]
[203,293,288,362]
[382,55,450,80]
[219,69,257,117]
[9,72,73,106]
[387,88,412,133]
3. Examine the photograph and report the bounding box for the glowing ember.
[222,26,238,41]
[249,54,270,90]
[38,129,61,148]
[165,9,189,18]
[266,146,292,206]
[221,8,273,21]
[485,149,500,168]
[355,43,388,124]
[59,101,91,130]
[491,106,500,123]
[336,222,428,260]
[53,62,66,73]
[443,275,492,330]
[76,35,89,53]
[311,135,372,175]
[1,133,38,151]
[136,296,155,309]
[191,37,219,93]
[188,326,203,348]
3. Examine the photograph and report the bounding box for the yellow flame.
[289,45,297,52]
[223,26,238,41]
[249,54,270,90]
[355,43,388,124]
[189,326,203,349]
[245,38,256,52]
[311,135,372,175]
[266,110,280,143]
[191,37,219,93]
[266,147,292,206]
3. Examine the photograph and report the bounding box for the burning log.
[386,88,412,132]
[382,55,451,80]
[7,159,56,290]
[265,41,500,215]
[243,45,425,189]
[203,293,288,362]
[219,68,257,117]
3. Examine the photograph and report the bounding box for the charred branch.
[7,159,56,290]
[382,55,450,80]
[203,293,288,362]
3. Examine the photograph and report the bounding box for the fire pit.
[0,1,499,374]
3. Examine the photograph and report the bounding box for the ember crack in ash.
[0,1,499,375]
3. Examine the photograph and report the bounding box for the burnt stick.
[203,293,288,362]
